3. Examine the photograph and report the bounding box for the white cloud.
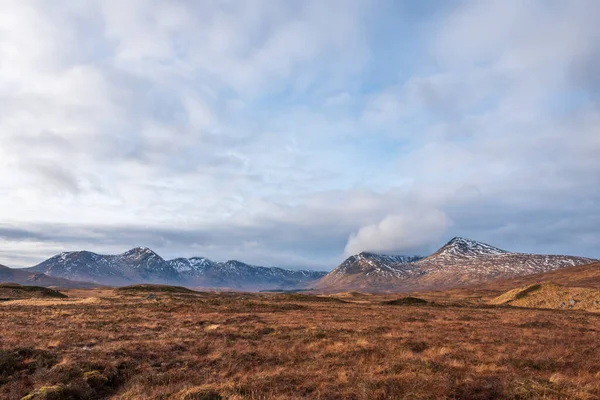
[345,209,451,256]
[0,1,599,268]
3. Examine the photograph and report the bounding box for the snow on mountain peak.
[318,237,598,292]
[169,257,215,273]
[330,251,422,277]
[119,247,162,259]
[126,246,153,254]
[430,237,509,259]
[28,249,326,289]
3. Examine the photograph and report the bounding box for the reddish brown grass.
[1,290,599,399]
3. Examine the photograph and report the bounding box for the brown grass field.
[1,287,600,399]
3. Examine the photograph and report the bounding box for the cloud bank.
[0,1,599,269]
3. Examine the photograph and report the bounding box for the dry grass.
[0,297,102,307]
[1,289,600,399]
[490,282,600,311]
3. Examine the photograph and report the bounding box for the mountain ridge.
[9,237,597,292]
[478,261,600,291]
[316,237,598,292]
[24,248,327,290]
[423,237,509,261]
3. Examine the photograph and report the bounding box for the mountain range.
[24,247,327,290]
[315,237,597,292]
[2,237,597,292]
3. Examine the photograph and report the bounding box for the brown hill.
[0,283,68,300]
[0,264,97,289]
[489,282,600,312]
[116,284,199,294]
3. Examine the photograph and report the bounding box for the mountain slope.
[0,264,96,288]
[422,237,508,261]
[316,237,597,292]
[27,247,180,286]
[316,252,424,292]
[25,249,327,290]
[481,261,600,291]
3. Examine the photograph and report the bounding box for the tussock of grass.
[175,385,222,400]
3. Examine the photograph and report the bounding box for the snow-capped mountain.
[331,252,423,278]
[169,257,215,274]
[0,264,95,288]
[315,252,424,292]
[425,237,508,260]
[316,237,598,292]
[27,247,180,285]
[169,258,326,290]
[26,248,326,290]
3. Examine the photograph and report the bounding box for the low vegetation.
[490,282,600,311]
[0,283,67,300]
[382,296,428,306]
[1,287,599,399]
[116,284,200,294]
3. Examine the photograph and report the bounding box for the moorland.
[1,284,599,400]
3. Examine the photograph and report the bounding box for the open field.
[1,288,600,399]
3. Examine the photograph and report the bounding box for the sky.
[1,0,599,270]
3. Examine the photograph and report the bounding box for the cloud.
[0,1,599,269]
[344,209,451,256]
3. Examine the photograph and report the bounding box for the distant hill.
[0,283,68,299]
[0,264,96,289]
[24,248,327,290]
[116,284,199,294]
[315,237,597,292]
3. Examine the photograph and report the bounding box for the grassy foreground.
[1,289,599,399]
